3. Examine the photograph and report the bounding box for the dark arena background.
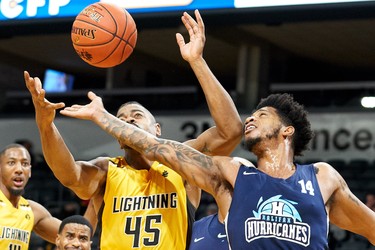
[1,1,375,249]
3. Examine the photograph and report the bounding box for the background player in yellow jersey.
[24,10,242,249]
[0,143,61,249]
[55,215,93,250]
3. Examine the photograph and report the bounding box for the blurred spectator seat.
[348,159,370,174]
[327,159,348,172]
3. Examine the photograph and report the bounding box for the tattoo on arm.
[100,112,214,176]
[150,140,214,171]
[326,168,360,208]
[314,166,319,174]
[200,143,211,155]
[334,171,360,206]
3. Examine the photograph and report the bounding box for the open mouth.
[13,177,24,187]
[245,124,256,133]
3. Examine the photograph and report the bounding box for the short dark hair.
[117,101,157,124]
[118,101,144,112]
[0,144,30,159]
[59,215,93,236]
[256,93,314,156]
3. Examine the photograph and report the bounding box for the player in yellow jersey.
[0,144,61,249]
[24,10,242,250]
[55,215,93,250]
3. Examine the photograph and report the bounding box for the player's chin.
[10,187,24,196]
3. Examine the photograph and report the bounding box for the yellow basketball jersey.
[0,190,34,250]
[100,157,191,249]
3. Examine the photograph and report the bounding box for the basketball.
[71,2,137,68]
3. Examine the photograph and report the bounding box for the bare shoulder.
[313,162,345,204]
[313,161,335,175]
[232,157,255,167]
[79,156,110,171]
[213,155,243,169]
[28,199,45,211]
[27,199,52,223]
[212,156,243,187]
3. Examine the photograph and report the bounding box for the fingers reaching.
[176,33,185,49]
[182,12,197,39]
[88,91,99,101]
[24,70,65,110]
[194,10,204,35]
[176,9,205,61]
[181,10,204,37]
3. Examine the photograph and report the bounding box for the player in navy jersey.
[189,213,228,250]
[59,89,375,248]
[190,157,252,250]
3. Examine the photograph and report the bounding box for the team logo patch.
[245,195,311,247]
[19,204,32,211]
[162,170,168,177]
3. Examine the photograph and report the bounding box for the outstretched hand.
[24,71,65,124]
[60,91,105,121]
[176,9,205,62]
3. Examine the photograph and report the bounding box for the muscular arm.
[29,200,61,243]
[317,163,375,245]
[176,11,242,208]
[61,94,235,197]
[84,199,98,232]
[177,10,242,156]
[105,110,221,194]
[24,71,106,199]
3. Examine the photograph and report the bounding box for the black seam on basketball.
[127,29,137,49]
[93,4,132,66]
[97,3,118,32]
[112,7,129,65]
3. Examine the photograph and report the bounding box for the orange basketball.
[71,2,137,68]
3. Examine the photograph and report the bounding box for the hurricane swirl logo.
[245,195,311,246]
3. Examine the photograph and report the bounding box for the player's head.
[56,215,93,250]
[0,144,32,197]
[244,93,313,156]
[117,101,161,135]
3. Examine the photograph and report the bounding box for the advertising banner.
[0,0,373,21]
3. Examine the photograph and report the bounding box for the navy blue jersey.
[189,213,229,250]
[226,164,328,249]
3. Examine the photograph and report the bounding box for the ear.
[55,234,61,247]
[155,123,162,137]
[282,125,295,138]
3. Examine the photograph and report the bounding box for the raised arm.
[60,92,233,196]
[84,199,98,232]
[24,71,106,199]
[176,10,242,156]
